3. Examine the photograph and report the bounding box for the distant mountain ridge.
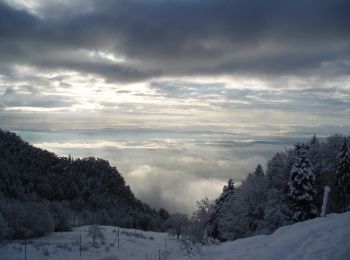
[0,129,167,239]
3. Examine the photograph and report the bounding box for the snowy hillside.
[1,212,349,260]
[179,212,350,260]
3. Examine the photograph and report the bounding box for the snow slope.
[0,226,184,260]
[1,212,349,260]
[178,212,350,260]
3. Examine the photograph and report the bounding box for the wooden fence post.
[117,229,120,247]
[24,238,27,260]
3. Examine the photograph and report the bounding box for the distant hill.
[0,129,168,239]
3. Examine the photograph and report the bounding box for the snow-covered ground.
[1,212,349,260]
[0,226,183,260]
[180,212,350,260]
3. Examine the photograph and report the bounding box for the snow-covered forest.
[0,129,169,240]
[0,129,350,259]
[186,134,350,244]
[1,204,349,259]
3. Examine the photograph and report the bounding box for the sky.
[0,0,350,214]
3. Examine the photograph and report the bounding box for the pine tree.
[254,164,264,177]
[264,153,292,230]
[288,144,317,222]
[335,139,350,212]
[247,165,266,227]
[211,179,235,220]
[209,179,235,241]
[309,134,320,146]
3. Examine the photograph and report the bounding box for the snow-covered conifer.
[209,179,235,240]
[335,139,350,212]
[264,152,292,229]
[309,134,320,146]
[211,179,235,221]
[254,164,264,177]
[264,189,292,229]
[288,144,317,222]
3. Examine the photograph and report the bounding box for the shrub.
[0,212,8,239]
[49,201,71,232]
[1,199,54,239]
[87,225,105,245]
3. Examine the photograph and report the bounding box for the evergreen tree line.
[187,134,350,244]
[0,129,170,240]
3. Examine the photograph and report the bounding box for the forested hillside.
[1,129,349,244]
[188,134,350,243]
[0,129,168,239]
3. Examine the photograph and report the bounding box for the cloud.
[6,125,347,214]
[148,79,350,116]
[1,0,350,214]
[125,164,226,214]
[1,0,350,81]
[150,81,226,99]
[0,89,75,109]
[21,127,291,213]
[0,1,159,82]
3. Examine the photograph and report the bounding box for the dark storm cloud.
[1,0,350,81]
[0,1,159,82]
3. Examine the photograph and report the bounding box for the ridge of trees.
[0,129,169,239]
